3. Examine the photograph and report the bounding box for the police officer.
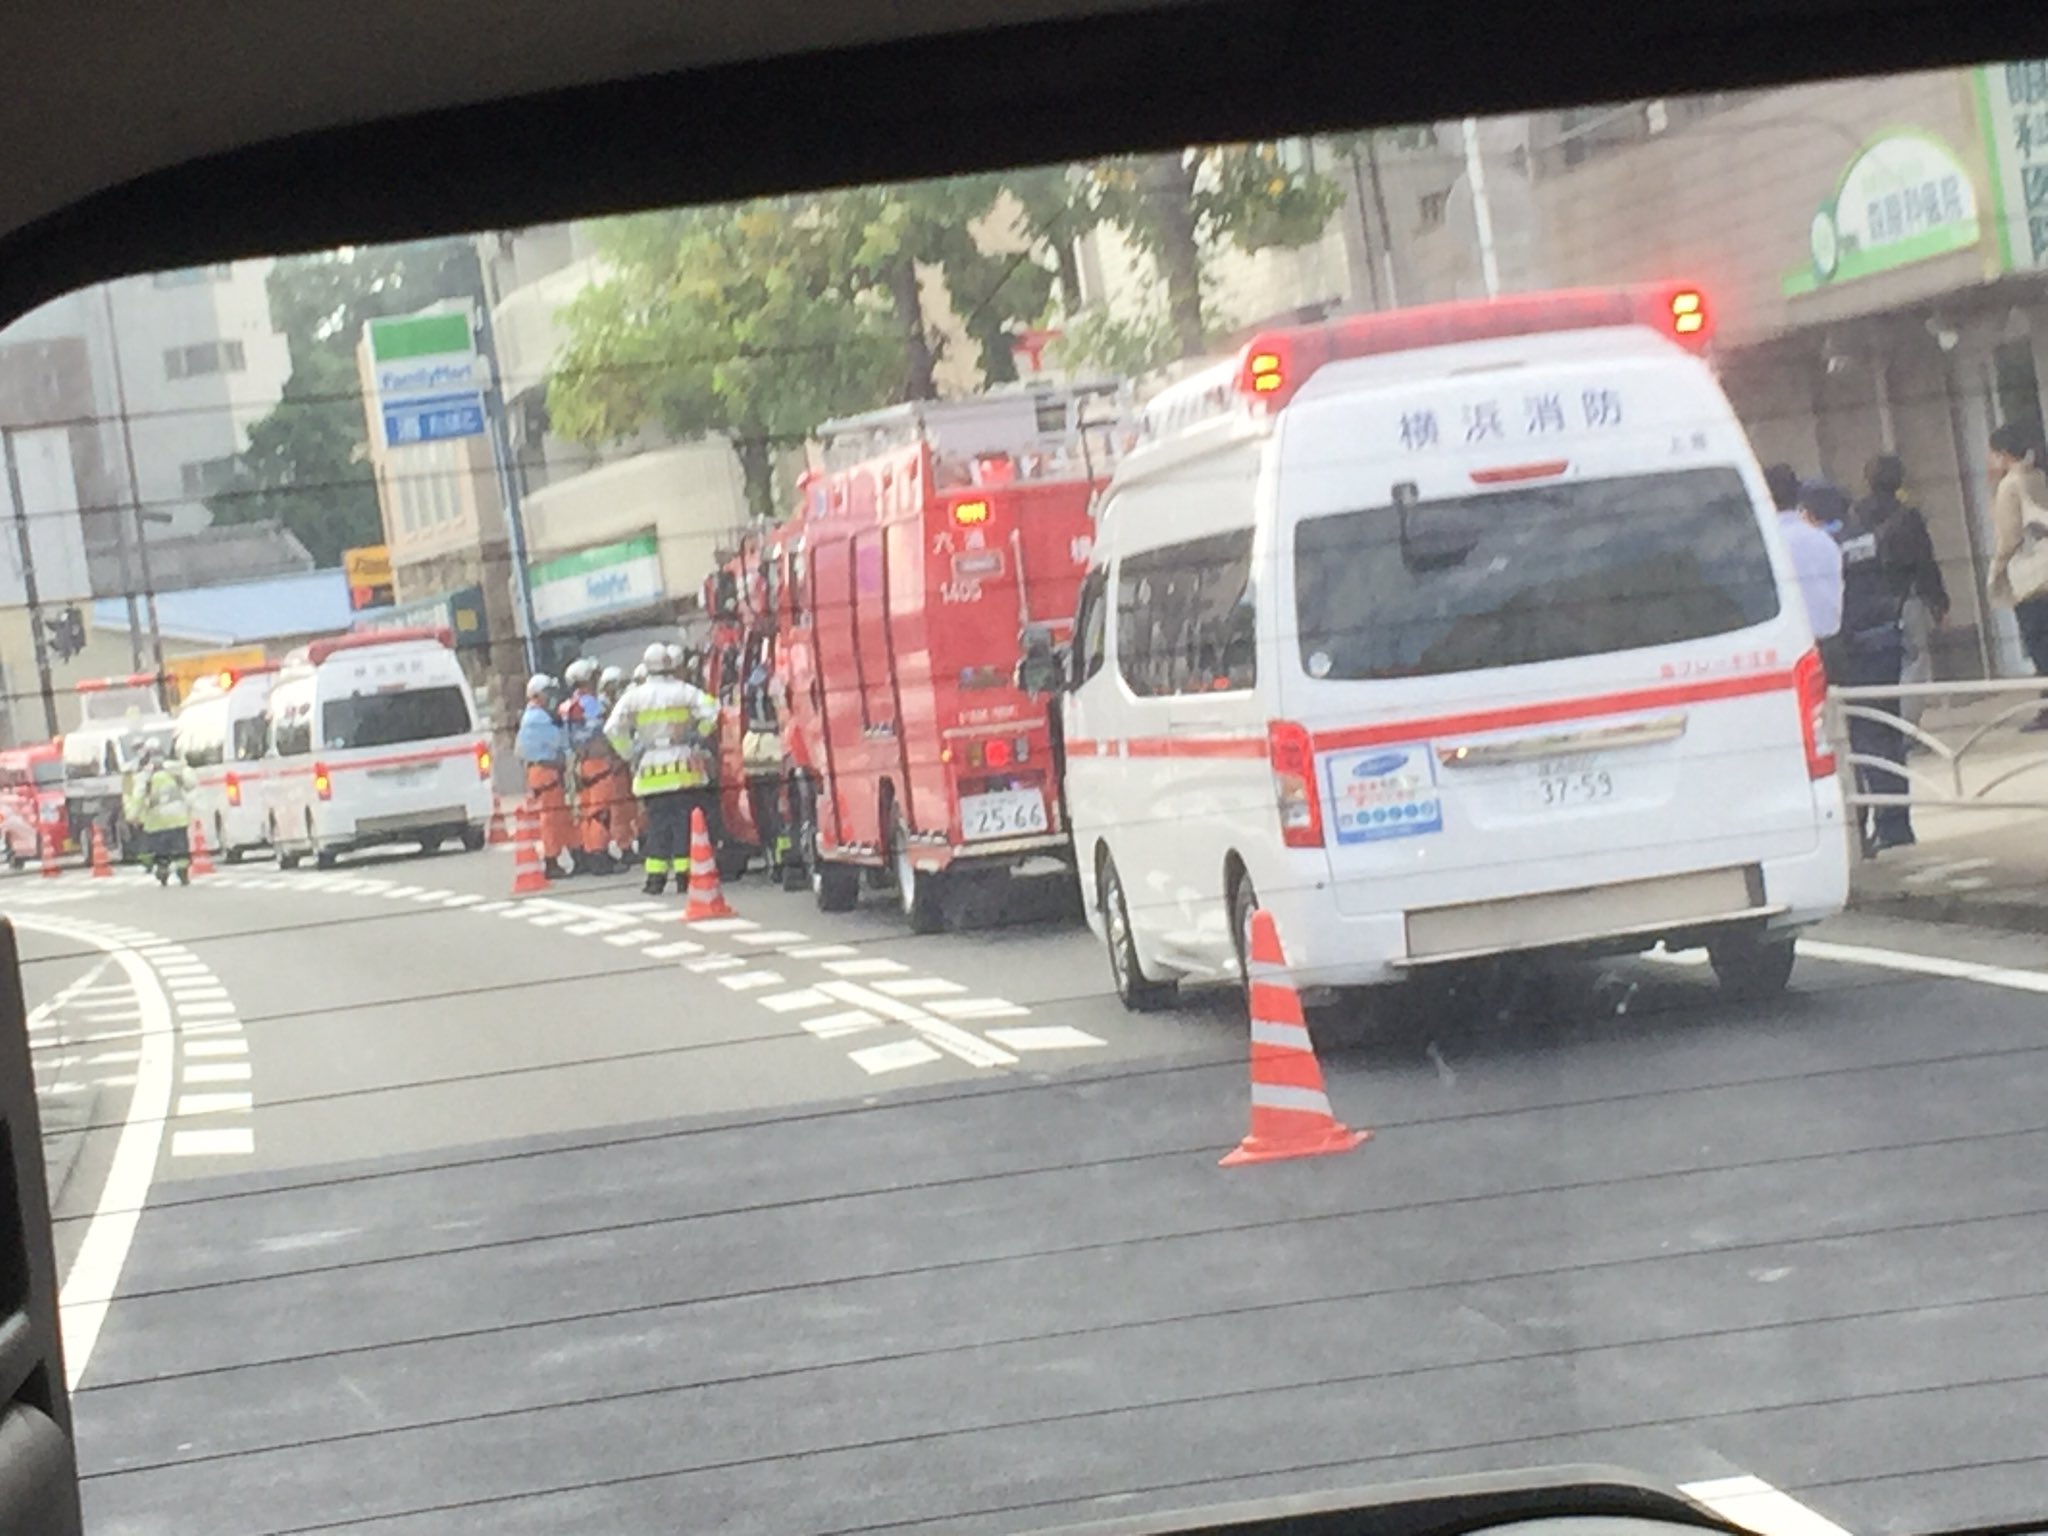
[605,642,720,895]
[1819,478,1914,856]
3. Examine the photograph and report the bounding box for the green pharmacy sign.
[1784,129,1981,296]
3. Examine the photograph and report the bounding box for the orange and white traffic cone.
[511,802,549,896]
[1220,909,1369,1168]
[187,819,216,878]
[487,794,513,846]
[38,825,60,880]
[680,807,736,921]
[90,825,113,880]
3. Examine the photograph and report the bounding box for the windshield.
[1295,468,1781,679]
[30,760,62,788]
[76,685,156,722]
[320,685,472,749]
[11,57,2048,1536]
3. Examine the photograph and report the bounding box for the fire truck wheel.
[779,858,807,893]
[715,843,752,882]
[813,860,860,912]
[892,812,948,935]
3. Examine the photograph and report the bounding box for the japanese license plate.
[1528,756,1616,811]
[960,788,1049,842]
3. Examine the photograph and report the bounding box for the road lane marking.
[718,971,785,992]
[824,957,911,977]
[183,1040,247,1057]
[603,929,664,947]
[816,980,1017,1068]
[760,988,833,1013]
[1798,938,2048,994]
[1680,1477,1852,1536]
[472,901,512,915]
[788,944,858,959]
[850,1040,945,1074]
[441,893,483,908]
[382,885,422,899]
[986,1025,1107,1052]
[928,998,1031,1020]
[685,955,744,973]
[181,1063,252,1084]
[411,889,450,902]
[171,1129,255,1158]
[178,1022,242,1036]
[167,985,228,1002]
[682,917,757,934]
[177,1092,253,1116]
[176,1001,236,1019]
[799,1011,880,1039]
[17,915,176,1389]
[87,1051,140,1065]
[734,930,809,947]
[643,940,704,960]
[604,900,668,916]
[874,977,967,998]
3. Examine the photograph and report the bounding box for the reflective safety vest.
[135,764,197,833]
[604,675,720,796]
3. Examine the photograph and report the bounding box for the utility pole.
[95,288,143,671]
[1461,116,1502,299]
[100,285,167,706]
[1362,132,1401,310]
[468,235,540,677]
[4,430,60,738]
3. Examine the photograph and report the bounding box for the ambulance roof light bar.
[1233,283,1711,415]
[304,626,454,665]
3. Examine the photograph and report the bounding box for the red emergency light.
[305,627,454,665]
[313,763,333,800]
[1232,283,1713,414]
[224,771,242,808]
[475,742,493,781]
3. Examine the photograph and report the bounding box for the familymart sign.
[366,310,486,448]
[529,533,666,630]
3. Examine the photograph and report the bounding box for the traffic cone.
[187,819,216,878]
[90,825,113,880]
[487,795,513,846]
[680,807,735,921]
[511,802,549,896]
[38,825,60,879]
[1220,909,1369,1168]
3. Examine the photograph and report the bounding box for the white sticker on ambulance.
[1322,745,1444,844]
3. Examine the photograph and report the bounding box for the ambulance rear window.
[321,686,473,750]
[1293,467,1778,681]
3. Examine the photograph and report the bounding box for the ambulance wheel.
[460,826,487,852]
[418,835,445,856]
[1709,931,1797,1000]
[315,848,340,870]
[892,813,947,935]
[272,817,301,871]
[1228,873,1261,995]
[1099,853,1175,1013]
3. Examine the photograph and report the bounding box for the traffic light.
[43,606,82,662]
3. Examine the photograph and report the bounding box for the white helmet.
[642,641,673,673]
[565,658,597,686]
[632,663,649,684]
[599,665,624,691]
[666,643,685,667]
[526,673,554,698]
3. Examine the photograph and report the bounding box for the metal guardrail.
[1829,679,2048,811]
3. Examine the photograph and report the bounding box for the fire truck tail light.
[1267,720,1325,849]
[1795,650,1835,779]
[985,739,1012,769]
[313,763,333,801]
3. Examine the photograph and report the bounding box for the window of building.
[1114,530,1257,698]
[163,339,247,381]
[179,456,242,498]
[1418,190,1450,229]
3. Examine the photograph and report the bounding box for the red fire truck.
[770,383,1132,931]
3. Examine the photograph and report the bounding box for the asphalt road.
[6,845,2048,1536]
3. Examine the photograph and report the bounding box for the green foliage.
[210,241,480,563]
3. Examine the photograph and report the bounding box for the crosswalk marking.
[850,1040,944,1075]
[788,944,858,959]
[985,1025,1105,1052]
[683,917,757,934]
[718,971,785,992]
[816,980,1017,1068]
[927,997,1030,1020]
[759,988,833,1014]
[171,1129,255,1158]
[873,977,967,998]
[176,1092,253,1116]
[182,1062,252,1084]
[182,1040,247,1058]
[603,928,664,947]
[799,1010,880,1039]
[823,957,911,978]
[734,930,810,947]
[685,955,744,973]
[643,940,705,960]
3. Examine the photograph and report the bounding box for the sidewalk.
[1842,692,2048,935]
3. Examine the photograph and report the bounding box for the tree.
[546,203,903,521]
[1080,145,1343,359]
[210,241,481,563]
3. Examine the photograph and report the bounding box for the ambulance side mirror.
[1016,624,1070,697]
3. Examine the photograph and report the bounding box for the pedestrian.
[514,673,571,879]
[1766,463,1843,655]
[1853,454,1949,736]
[1821,477,1914,855]
[558,658,614,876]
[597,664,639,861]
[605,642,721,896]
[128,742,197,886]
[1986,422,2048,729]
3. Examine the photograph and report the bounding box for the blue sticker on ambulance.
[1322,744,1444,844]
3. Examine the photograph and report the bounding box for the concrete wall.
[521,440,750,604]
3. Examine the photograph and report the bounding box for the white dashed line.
[850,1040,945,1075]
[717,971,785,993]
[442,893,483,908]
[734,930,810,947]
[178,1022,243,1037]
[1679,1477,1853,1536]
[873,977,967,998]
[927,998,1031,1020]
[183,1039,247,1058]
[682,917,757,934]
[178,1092,254,1116]
[787,944,858,959]
[604,900,668,916]
[171,1128,256,1158]
[685,955,745,973]
[181,1062,252,1084]
[603,929,664,947]
[643,940,705,960]
[87,1050,141,1066]
[472,901,512,915]
[176,1001,237,1019]
[823,957,911,978]
[759,988,834,1014]
[800,1010,880,1039]
[985,1025,1106,1052]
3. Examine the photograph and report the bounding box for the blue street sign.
[381,392,487,445]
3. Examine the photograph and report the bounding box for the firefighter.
[128,742,197,887]
[598,665,639,860]
[558,658,614,876]
[515,673,570,878]
[605,642,720,896]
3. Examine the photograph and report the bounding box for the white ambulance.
[1058,285,1849,1010]
[263,628,493,869]
[173,664,280,862]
